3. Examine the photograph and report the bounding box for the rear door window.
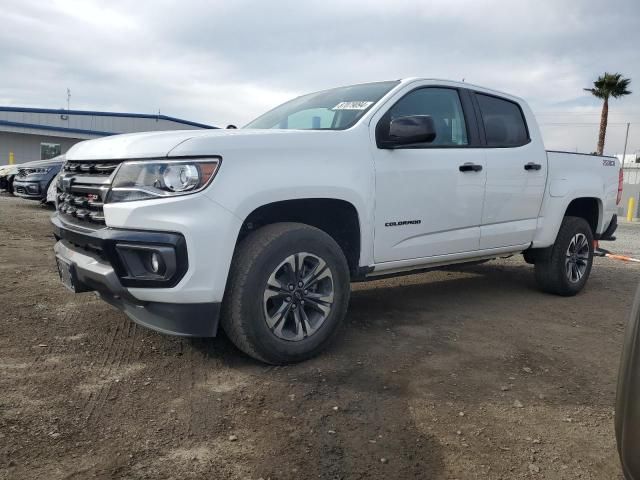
[476,94,529,147]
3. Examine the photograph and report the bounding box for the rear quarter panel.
[532,151,619,247]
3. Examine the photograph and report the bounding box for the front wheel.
[221,223,351,364]
[534,216,594,296]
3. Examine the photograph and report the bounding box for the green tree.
[584,72,631,155]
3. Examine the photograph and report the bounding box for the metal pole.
[622,122,630,165]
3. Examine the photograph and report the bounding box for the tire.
[534,216,594,296]
[221,222,351,364]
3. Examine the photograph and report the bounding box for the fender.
[170,131,377,267]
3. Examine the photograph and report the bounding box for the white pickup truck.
[52,78,622,363]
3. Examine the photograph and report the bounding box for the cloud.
[1,0,639,154]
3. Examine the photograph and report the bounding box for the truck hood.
[65,130,217,160]
[22,157,65,168]
[65,128,354,161]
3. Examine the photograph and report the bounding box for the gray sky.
[2,0,639,156]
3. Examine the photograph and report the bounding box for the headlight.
[107,158,221,203]
[30,167,53,175]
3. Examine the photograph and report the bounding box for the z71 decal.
[603,159,616,167]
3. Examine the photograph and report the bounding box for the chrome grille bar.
[56,159,124,227]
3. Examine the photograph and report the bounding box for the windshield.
[245,80,400,130]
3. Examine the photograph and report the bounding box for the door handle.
[459,163,483,172]
[524,162,542,171]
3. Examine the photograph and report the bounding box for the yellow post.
[628,197,636,222]
[8,152,14,165]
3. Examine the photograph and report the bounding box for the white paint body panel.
[479,100,548,249]
[532,151,619,247]
[46,174,59,203]
[104,193,242,303]
[63,78,620,304]
[371,147,486,262]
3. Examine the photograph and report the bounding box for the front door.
[372,87,487,263]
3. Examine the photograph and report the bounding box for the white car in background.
[46,173,60,204]
[0,164,19,193]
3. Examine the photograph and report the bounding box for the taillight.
[617,168,623,205]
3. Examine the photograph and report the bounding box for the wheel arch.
[564,196,603,235]
[529,194,604,252]
[234,198,363,277]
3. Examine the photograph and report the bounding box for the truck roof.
[398,77,526,104]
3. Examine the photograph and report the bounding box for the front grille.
[63,161,121,175]
[56,160,124,227]
[57,191,105,223]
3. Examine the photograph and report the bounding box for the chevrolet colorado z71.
[51,78,621,363]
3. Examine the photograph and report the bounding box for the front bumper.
[52,216,221,337]
[13,179,45,199]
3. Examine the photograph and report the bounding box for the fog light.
[150,252,161,273]
[115,244,175,282]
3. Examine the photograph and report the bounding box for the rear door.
[472,92,547,249]
[371,86,487,263]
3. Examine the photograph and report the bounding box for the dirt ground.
[1,194,638,480]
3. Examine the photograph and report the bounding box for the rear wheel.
[534,216,594,296]
[221,222,350,364]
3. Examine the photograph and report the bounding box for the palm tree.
[584,72,632,155]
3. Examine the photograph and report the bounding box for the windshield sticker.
[332,101,374,111]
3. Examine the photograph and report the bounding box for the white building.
[616,153,640,166]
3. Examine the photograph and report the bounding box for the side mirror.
[616,283,640,479]
[378,115,436,148]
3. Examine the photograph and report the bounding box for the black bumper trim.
[100,293,220,337]
[13,180,44,199]
[54,238,220,337]
[51,213,188,288]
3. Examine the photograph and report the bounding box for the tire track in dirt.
[185,339,199,438]
[184,340,213,436]
[168,339,188,441]
[82,315,130,424]
[88,317,134,423]
[21,295,82,381]
[79,318,121,420]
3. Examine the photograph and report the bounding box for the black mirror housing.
[377,115,437,148]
